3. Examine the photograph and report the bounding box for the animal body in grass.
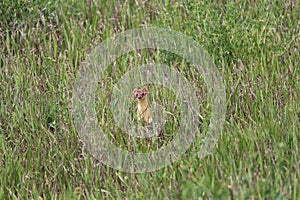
[134,88,152,125]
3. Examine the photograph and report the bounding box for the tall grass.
[1,0,299,199]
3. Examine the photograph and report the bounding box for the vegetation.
[1,0,299,199]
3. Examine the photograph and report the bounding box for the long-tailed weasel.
[134,88,152,125]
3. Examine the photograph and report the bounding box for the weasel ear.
[143,88,149,93]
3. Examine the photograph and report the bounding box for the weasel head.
[134,88,149,100]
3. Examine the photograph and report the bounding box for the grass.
[1,0,299,199]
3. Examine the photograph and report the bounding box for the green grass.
[1,0,299,199]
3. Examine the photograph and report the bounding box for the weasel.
[134,88,152,125]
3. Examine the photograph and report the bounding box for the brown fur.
[134,88,152,125]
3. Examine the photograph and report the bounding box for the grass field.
[1,0,300,199]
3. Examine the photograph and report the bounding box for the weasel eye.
[141,92,144,96]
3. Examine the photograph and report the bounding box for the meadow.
[0,0,299,199]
